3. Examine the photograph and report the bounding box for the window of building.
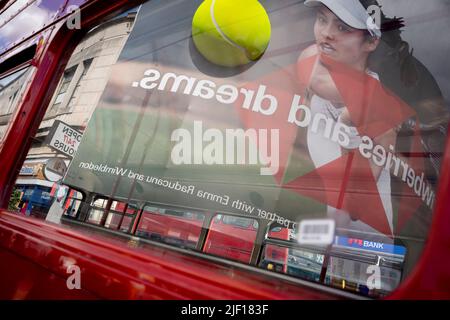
[47,58,94,118]
[86,197,108,225]
[203,214,259,264]
[0,66,34,143]
[5,0,450,299]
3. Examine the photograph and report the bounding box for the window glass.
[62,188,83,218]
[0,0,29,26]
[325,256,403,298]
[262,224,406,298]
[118,215,133,232]
[93,198,108,208]
[104,200,137,231]
[124,203,138,215]
[87,208,104,225]
[260,244,324,281]
[7,0,450,298]
[0,66,34,143]
[14,184,52,219]
[222,215,252,228]
[136,205,205,249]
[204,214,258,264]
[50,68,76,110]
[9,10,137,224]
[105,212,123,229]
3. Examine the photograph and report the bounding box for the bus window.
[260,244,324,283]
[87,197,108,225]
[261,225,291,273]
[136,205,205,249]
[261,224,323,280]
[4,0,450,299]
[267,226,291,241]
[203,215,259,264]
[105,201,138,232]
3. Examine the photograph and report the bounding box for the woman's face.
[314,6,379,70]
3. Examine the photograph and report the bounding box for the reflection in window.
[62,189,83,218]
[104,201,138,232]
[92,198,108,208]
[52,67,76,107]
[4,0,450,300]
[203,214,258,264]
[14,184,52,218]
[260,244,324,282]
[262,225,406,298]
[136,205,205,249]
[0,67,33,142]
[325,257,402,298]
[9,11,137,222]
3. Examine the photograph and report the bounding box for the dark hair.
[359,0,448,182]
[359,0,419,87]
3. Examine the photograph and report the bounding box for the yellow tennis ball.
[192,0,271,67]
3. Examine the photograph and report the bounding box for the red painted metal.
[0,210,343,299]
[0,0,449,300]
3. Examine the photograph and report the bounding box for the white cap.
[305,0,382,38]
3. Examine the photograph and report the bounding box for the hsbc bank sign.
[347,238,384,250]
[47,120,83,158]
[337,237,406,256]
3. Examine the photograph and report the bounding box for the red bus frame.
[0,0,449,299]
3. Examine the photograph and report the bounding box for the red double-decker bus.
[1,0,450,300]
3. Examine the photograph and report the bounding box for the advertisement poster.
[63,0,449,258]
